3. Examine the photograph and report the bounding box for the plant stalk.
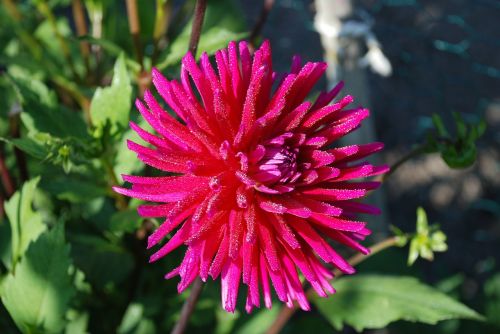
[188,0,208,56]
[171,278,204,334]
[249,0,275,47]
[72,0,91,73]
[125,0,144,69]
[382,145,426,182]
[0,149,15,197]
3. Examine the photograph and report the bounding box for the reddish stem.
[0,149,15,197]
[188,0,208,56]
[170,278,204,334]
[249,0,275,47]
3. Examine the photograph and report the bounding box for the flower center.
[253,145,300,184]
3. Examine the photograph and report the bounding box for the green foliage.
[117,302,156,334]
[234,307,280,334]
[425,113,486,168]
[109,209,142,234]
[1,223,75,333]
[90,53,132,134]
[41,177,107,203]
[408,207,448,266]
[4,178,46,267]
[0,1,492,333]
[484,273,500,327]
[313,275,484,332]
[69,234,134,289]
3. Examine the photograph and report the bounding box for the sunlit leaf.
[90,53,132,133]
[313,275,484,332]
[4,177,46,266]
[1,224,75,334]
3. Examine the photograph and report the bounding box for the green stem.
[266,237,399,334]
[383,145,426,182]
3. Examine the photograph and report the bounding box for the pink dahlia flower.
[114,41,388,313]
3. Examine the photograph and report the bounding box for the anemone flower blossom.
[113,40,388,313]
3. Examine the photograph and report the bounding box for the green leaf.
[109,209,142,234]
[65,310,89,334]
[20,106,88,140]
[313,275,484,332]
[452,112,467,139]
[416,206,429,234]
[1,224,75,334]
[215,307,239,334]
[4,177,46,267]
[9,137,49,160]
[431,114,448,137]
[90,53,132,133]
[484,273,500,327]
[234,307,281,334]
[408,207,448,266]
[441,142,477,169]
[69,234,134,289]
[117,303,144,334]
[113,126,145,177]
[408,237,420,266]
[117,303,156,334]
[41,177,107,203]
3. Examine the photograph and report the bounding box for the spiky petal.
[114,40,388,313]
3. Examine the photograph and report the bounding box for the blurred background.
[0,0,498,333]
[240,0,500,333]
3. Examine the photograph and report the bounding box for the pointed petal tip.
[112,186,125,195]
[146,235,157,250]
[149,254,160,263]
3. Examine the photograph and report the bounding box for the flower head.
[114,41,388,313]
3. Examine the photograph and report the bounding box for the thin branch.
[382,145,426,182]
[0,149,15,197]
[266,237,399,334]
[72,0,91,73]
[188,0,208,56]
[125,0,144,69]
[171,278,204,334]
[249,0,275,47]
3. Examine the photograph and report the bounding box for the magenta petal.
[114,40,387,313]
